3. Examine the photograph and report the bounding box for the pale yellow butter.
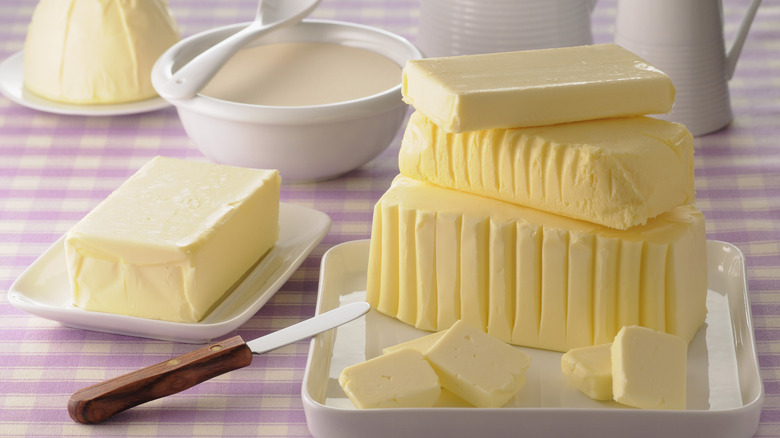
[399,112,694,229]
[561,343,613,401]
[382,331,445,355]
[65,156,280,323]
[24,0,180,104]
[611,326,687,410]
[339,348,441,409]
[402,44,675,133]
[366,176,707,351]
[424,320,531,408]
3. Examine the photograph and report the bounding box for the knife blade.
[67,301,370,424]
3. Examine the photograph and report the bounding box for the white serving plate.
[8,203,330,343]
[0,51,170,116]
[302,239,764,438]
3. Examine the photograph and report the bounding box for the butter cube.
[382,331,445,355]
[424,320,531,407]
[65,156,280,323]
[339,348,441,409]
[611,326,687,410]
[399,112,694,230]
[561,343,613,401]
[402,44,674,133]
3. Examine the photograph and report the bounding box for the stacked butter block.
[366,44,708,352]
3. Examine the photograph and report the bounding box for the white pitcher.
[418,0,596,58]
[614,0,762,136]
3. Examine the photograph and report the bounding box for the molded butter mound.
[399,112,695,230]
[402,44,675,133]
[65,156,280,323]
[366,176,707,352]
[24,0,181,104]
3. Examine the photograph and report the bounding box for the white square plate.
[302,239,763,438]
[7,203,330,343]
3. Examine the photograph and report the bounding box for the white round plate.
[0,51,170,116]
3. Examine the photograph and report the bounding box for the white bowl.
[152,19,421,182]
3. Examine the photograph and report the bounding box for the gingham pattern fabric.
[0,0,778,437]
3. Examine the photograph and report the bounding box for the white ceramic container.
[152,19,421,182]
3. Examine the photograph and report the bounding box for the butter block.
[382,331,446,355]
[561,344,613,401]
[366,176,707,351]
[424,320,531,407]
[339,348,441,409]
[24,0,180,104]
[65,156,280,323]
[402,44,674,133]
[399,112,694,229]
[611,326,687,410]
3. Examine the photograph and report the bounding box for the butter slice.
[366,176,707,351]
[399,112,694,229]
[424,320,531,407]
[65,156,280,323]
[611,326,687,410]
[339,348,441,409]
[402,44,674,133]
[382,331,446,355]
[24,0,180,104]
[561,344,613,401]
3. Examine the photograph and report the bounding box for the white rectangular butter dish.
[302,240,763,438]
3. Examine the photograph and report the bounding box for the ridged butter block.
[65,156,280,323]
[399,111,695,230]
[366,176,707,352]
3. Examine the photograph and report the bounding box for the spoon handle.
[157,23,269,100]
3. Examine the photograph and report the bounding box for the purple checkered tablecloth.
[1,0,778,436]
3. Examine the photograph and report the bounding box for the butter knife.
[68,301,370,424]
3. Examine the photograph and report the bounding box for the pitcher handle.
[726,0,762,79]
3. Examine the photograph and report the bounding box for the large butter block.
[424,320,531,407]
[399,111,694,229]
[339,348,441,409]
[402,44,674,133]
[24,0,180,104]
[561,344,613,401]
[65,156,280,323]
[611,326,687,410]
[366,176,707,352]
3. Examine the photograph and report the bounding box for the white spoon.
[158,0,321,100]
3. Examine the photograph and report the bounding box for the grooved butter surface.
[401,44,675,133]
[366,176,707,352]
[65,156,280,323]
[24,0,180,104]
[399,111,695,230]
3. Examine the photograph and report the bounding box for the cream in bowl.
[152,19,422,182]
[201,42,402,106]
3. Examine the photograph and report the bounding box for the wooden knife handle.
[68,335,253,424]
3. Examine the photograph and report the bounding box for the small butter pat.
[65,156,280,323]
[402,44,675,133]
[424,320,531,407]
[561,343,613,401]
[338,348,441,409]
[382,331,446,355]
[611,326,687,410]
